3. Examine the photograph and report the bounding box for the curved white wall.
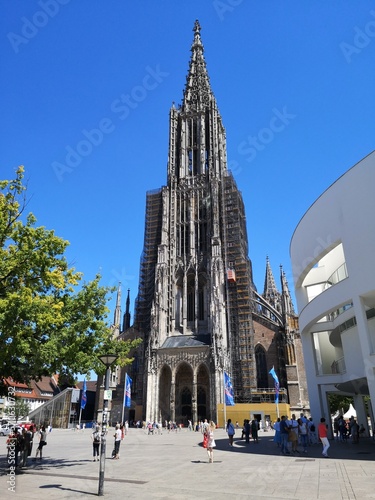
[290,151,375,435]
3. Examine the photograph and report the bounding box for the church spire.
[263,257,282,314]
[167,20,226,182]
[123,288,131,331]
[280,266,295,316]
[182,20,213,112]
[113,282,122,337]
[263,257,278,300]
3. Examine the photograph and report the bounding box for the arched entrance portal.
[158,361,211,425]
[175,363,193,425]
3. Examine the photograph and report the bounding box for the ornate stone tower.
[129,21,308,424]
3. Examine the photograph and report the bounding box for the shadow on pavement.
[198,433,375,461]
[39,483,97,496]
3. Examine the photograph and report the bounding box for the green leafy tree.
[328,394,353,415]
[0,166,141,385]
[4,397,31,422]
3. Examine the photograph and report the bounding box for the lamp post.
[98,353,118,497]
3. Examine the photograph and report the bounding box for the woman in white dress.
[206,421,216,463]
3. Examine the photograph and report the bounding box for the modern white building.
[290,151,375,436]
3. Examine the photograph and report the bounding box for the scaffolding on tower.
[220,172,257,402]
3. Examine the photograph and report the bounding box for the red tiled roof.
[4,377,29,389]
[32,376,58,394]
[3,376,60,401]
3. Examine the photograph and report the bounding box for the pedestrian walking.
[34,425,47,460]
[308,417,318,444]
[251,419,259,443]
[226,418,235,446]
[92,425,101,461]
[205,421,216,463]
[318,417,330,457]
[201,418,209,435]
[289,414,299,453]
[241,419,246,439]
[20,427,33,468]
[244,419,251,443]
[298,418,308,453]
[112,424,122,459]
[351,419,359,444]
[14,428,23,468]
[280,415,290,455]
[273,417,281,447]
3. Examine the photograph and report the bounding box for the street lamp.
[98,353,118,497]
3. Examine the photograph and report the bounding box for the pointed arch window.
[187,277,195,322]
[198,288,204,321]
[255,344,268,388]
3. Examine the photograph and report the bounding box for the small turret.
[280,266,295,317]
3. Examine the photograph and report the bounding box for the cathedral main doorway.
[158,360,211,425]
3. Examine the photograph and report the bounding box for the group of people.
[143,420,182,433]
[200,417,260,461]
[91,421,127,461]
[274,414,330,457]
[333,416,365,443]
[6,424,48,468]
[240,419,260,443]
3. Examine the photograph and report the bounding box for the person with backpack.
[92,425,101,462]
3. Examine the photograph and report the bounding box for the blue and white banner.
[224,371,235,406]
[124,373,132,408]
[269,366,280,404]
[80,379,87,409]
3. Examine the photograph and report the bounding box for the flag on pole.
[224,371,235,406]
[124,374,132,408]
[269,366,280,404]
[80,379,87,409]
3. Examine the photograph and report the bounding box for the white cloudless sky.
[1,0,374,322]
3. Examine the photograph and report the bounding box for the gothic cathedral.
[114,21,308,425]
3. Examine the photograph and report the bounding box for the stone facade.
[115,21,309,425]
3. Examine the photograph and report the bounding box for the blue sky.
[1,1,375,323]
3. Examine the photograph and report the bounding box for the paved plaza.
[1,427,375,499]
